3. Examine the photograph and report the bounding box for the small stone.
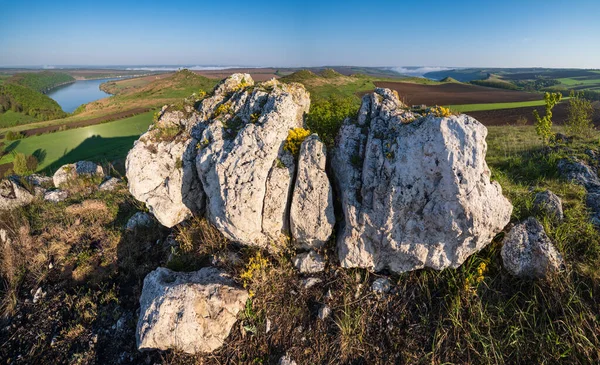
[44,190,68,203]
[293,251,325,274]
[279,355,297,365]
[371,278,391,294]
[99,177,122,191]
[302,277,322,289]
[266,318,271,333]
[501,217,565,278]
[318,305,331,320]
[533,190,563,221]
[32,287,45,304]
[126,212,155,230]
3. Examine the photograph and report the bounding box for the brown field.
[373,81,542,105]
[467,103,600,126]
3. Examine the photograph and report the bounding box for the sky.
[0,0,599,68]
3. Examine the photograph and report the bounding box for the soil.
[467,103,600,127]
[372,81,542,105]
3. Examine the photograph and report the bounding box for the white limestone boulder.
[136,267,248,354]
[332,88,512,273]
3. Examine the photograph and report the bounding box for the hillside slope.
[7,71,75,93]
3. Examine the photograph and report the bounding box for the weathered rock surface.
[290,134,335,249]
[558,158,600,225]
[371,278,391,294]
[0,177,35,211]
[126,212,155,231]
[332,88,512,273]
[533,190,563,221]
[293,251,326,274]
[278,355,297,365]
[44,190,68,203]
[99,177,122,191]
[136,267,248,354]
[195,76,310,249]
[126,129,204,228]
[53,161,104,188]
[501,217,564,278]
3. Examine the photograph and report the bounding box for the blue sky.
[0,0,598,68]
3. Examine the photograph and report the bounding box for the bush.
[533,92,562,144]
[566,91,595,138]
[4,131,25,141]
[306,95,358,146]
[284,128,311,156]
[12,153,37,176]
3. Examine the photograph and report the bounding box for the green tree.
[565,90,595,138]
[533,92,562,143]
[306,95,359,146]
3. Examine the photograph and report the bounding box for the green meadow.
[0,112,153,172]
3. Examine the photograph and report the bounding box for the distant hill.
[7,71,75,93]
[0,83,66,125]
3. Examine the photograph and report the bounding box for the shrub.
[566,91,595,138]
[5,131,25,141]
[427,105,453,117]
[533,92,562,144]
[306,95,358,146]
[12,153,37,176]
[284,127,311,156]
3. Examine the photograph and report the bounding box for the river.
[46,78,117,113]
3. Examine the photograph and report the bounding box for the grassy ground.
[0,112,153,172]
[1,121,600,364]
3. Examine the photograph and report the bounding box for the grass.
[0,112,153,171]
[0,110,38,128]
[450,99,556,113]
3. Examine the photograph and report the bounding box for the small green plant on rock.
[284,127,311,156]
[533,92,562,144]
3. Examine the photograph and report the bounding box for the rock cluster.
[126,74,336,251]
[558,158,600,224]
[332,88,513,273]
[136,267,248,354]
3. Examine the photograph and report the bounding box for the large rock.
[136,267,248,354]
[290,134,335,249]
[0,177,35,211]
[558,158,600,225]
[501,217,564,278]
[126,123,205,228]
[533,190,563,221]
[195,76,310,249]
[53,161,104,188]
[332,88,513,273]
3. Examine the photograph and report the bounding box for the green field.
[0,112,153,172]
[450,99,553,113]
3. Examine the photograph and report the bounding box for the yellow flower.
[284,128,311,156]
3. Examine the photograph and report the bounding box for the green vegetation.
[450,99,553,113]
[0,112,153,171]
[10,153,38,176]
[0,83,66,121]
[306,95,358,146]
[533,92,562,143]
[0,110,37,128]
[565,91,595,138]
[7,71,75,93]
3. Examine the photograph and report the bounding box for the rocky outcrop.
[126,117,204,227]
[53,161,104,188]
[0,177,35,211]
[533,190,563,221]
[332,88,512,273]
[136,267,248,354]
[290,135,335,249]
[195,76,310,249]
[501,217,564,278]
[44,190,68,203]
